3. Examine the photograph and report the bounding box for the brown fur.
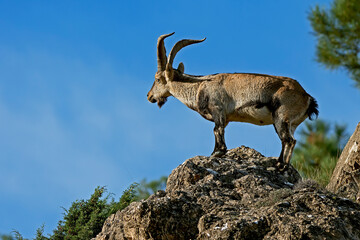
[147,33,319,171]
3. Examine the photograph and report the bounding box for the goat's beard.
[157,97,167,108]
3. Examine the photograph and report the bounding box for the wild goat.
[147,32,318,170]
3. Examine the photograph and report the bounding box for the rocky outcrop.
[94,147,360,240]
[327,122,360,202]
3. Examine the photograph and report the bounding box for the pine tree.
[309,0,360,88]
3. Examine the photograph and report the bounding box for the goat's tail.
[306,96,319,120]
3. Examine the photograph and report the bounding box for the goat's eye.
[156,78,160,82]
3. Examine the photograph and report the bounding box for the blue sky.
[1,0,359,238]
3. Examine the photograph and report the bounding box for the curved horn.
[167,38,206,68]
[157,32,175,71]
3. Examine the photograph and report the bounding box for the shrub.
[9,177,167,240]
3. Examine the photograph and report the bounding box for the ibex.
[147,32,318,170]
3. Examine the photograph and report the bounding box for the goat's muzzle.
[147,93,156,103]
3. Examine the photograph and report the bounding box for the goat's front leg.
[211,117,228,157]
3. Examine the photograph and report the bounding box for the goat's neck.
[168,73,204,110]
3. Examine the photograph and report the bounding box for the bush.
[8,177,167,240]
[51,184,140,240]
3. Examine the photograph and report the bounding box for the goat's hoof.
[211,150,226,158]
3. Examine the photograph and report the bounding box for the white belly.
[229,106,273,125]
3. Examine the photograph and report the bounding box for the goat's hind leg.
[211,116,228,157]
[273,119,296,171]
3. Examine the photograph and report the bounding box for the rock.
[327,122,360,202]
[94,146,360,240]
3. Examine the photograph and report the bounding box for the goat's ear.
[177,62,184,73]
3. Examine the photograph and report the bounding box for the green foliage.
[51,186,111,240]
[51,184,142,240]
[108,183,139,216]
[136,176,167,200]
[309,0,360,88]
[1,234,15,240]
[292,119,348,186]
[34,225,47,240]
[11,230,26,240]
[6,177,167,240]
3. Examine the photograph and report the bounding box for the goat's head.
[147,32,205,108]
